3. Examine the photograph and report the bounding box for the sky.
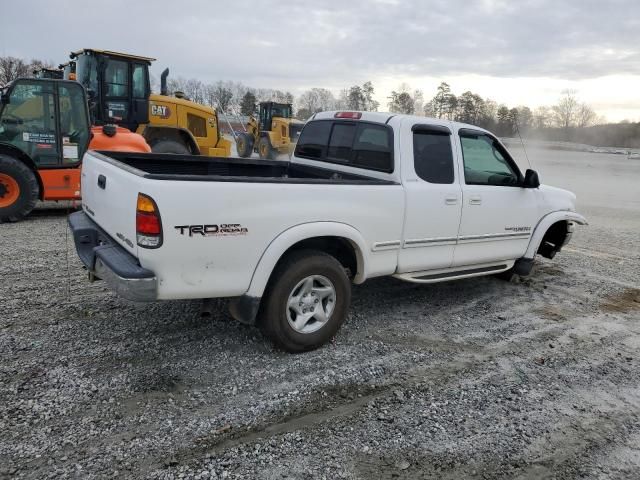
[1,0,638,122]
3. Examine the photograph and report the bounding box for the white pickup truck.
[69,111,586,352]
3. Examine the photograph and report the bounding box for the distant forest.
[2,55,638,148]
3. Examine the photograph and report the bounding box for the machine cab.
[259,102,292,131]
[0,79,91,168]
[60,61,76,81]
[33,68,63,80]
[71,49,152,130]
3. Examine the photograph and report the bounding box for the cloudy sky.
[1,0,638,121]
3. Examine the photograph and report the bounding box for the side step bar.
[394,263,511,284]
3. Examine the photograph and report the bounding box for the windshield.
[75,55,98,94]
[272,104,292,118]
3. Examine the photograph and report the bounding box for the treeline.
[2,54,639,147]
[0,56,54,84]
[388,82,602,137]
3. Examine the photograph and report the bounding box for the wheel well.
[280,236,359,279]
[537,221,570,258]
[0,144,43,199]
[143,128,199,154]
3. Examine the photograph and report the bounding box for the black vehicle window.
[295,121,332,159]
[327,123,356,161]
[59,84,90,164]
[352,124,392,171]
[76,55,98,94]
[459,133,519,186]
[413,131,454,184]
[0,81,59,166]
[105,60,128,97]
[132,64,147,98]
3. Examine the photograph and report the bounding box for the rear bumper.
[68,211,157,302]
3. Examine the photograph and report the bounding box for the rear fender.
[245,222,368,298]
[524,211,588,259]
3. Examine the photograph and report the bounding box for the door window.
[413,131,454,184]
[58,84,90,164]
[0,81,59,165]
[105,60,129,97]
[459,133,519,186]
[132,64,147,98]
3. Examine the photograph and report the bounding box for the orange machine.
[0,78,149,222]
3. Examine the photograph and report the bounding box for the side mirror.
[523,169,540,188]
[0,93,9,105]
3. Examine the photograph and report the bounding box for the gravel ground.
[1,149,639,479]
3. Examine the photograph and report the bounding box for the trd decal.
[175,224,248,237]
[151,105,171,119]
[505,226,531,232]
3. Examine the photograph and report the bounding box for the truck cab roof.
[310,110,491,135]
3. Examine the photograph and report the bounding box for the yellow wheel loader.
[70,49,231,157]
[236,102,303,159]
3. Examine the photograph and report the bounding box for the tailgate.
[80,151,142,258]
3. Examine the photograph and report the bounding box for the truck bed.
[94,151,395,185]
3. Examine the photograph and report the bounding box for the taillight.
[334,111,362,119]
[136,193,163,248]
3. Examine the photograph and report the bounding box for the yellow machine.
[236,102,304,159]
[70,49,231,156]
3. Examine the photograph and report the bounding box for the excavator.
[69,49,231,157]
[235,102,304,159]
[0,77,150,222]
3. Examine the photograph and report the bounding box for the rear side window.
[413,131,454,184]
[295,120,393,172]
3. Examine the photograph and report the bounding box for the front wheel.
[259,250,351,352]
[236,133,254,158]
[0,154,39,223]
[258,136,275,160]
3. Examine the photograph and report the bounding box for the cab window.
[459,132,519,186]
[413,131,454,184]
[132,64,147,98]
[105,60,128,97]
[58,84,89,163]
[295,120,393,172]
[0,81,59,165]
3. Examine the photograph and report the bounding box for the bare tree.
[576,103,596,128]
[552,90,579,129]
[0,56,30,85]
[533,106,552,129]
[297,88,336,116]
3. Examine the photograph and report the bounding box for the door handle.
[469,195,482,205]
[445,196,458,205]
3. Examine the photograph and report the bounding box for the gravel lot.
[1,149,639,479]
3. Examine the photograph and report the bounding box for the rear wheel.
[0,154,39,223]
[259,250,351,353]
[236,133,254,158]
[151,139,191,154]
[258,136,275,160]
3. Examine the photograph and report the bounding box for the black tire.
[258,136,275,160]
[236,133,254,158]
[258,250,351,353]
[0,154,39,223]
[151,139,191,154]
[494,269,515,282]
